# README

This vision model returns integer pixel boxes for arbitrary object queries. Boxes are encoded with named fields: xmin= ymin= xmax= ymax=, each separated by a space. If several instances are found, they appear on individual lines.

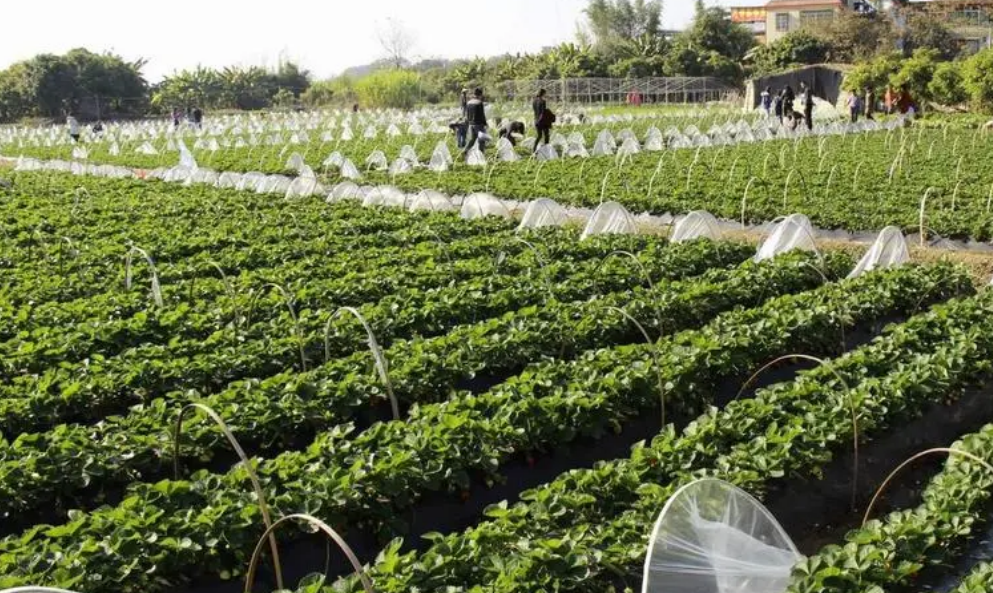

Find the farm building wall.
xmin=745 ymin=65 xmax=849 ymax=110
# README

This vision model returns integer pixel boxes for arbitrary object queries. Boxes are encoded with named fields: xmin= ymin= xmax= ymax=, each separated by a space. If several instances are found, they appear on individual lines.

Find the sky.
xmin=2 ymin=0 xmax=733 ymax=83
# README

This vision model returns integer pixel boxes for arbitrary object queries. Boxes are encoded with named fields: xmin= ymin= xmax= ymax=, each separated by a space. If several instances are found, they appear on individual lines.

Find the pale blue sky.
xmin=2 ymin=0 xmax=733 ymax=82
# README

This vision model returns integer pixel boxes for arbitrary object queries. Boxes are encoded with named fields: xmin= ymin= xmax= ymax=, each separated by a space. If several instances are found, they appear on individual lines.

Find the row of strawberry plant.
xmin=1 ymin=227 xmax=612 ymax=375
xmin=0 ymin=264 xmax=964 ymax=592
xmin=950 ymin=562 xmax=993 ymax=593
xmin=0 ymin=250 xmax=837 ymax=529
xmin=337 ymin=280 xmax=993 ymax=593
xmin=0 ymin=238 xmax=747 ymax=435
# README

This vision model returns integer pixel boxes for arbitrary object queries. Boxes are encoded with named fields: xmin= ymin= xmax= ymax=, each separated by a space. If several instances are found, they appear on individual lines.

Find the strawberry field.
xmin=5 ymin=107 xmax=993 ymax=593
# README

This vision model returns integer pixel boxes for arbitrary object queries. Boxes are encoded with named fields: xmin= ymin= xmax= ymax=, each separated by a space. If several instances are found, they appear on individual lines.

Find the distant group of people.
xmin=760 ymin=81 xmax=816 ymax=131
xmin=450 ymin=87 xmax=556 ymax=160
xmin=65 ymin=114 xmax=104 ymax=143
xmin=172 ymin=106 xmax=204 ymax=130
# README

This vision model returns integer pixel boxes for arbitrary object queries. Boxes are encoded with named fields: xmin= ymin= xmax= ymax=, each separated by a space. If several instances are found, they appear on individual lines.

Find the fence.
xmin=498 ymin=77 xmax=741 ymax=106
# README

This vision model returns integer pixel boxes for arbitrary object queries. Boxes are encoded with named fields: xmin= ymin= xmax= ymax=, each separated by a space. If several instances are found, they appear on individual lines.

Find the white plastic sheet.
xmin=755 ymin=214 xmax=818 ymax=262
xmin=848 ymin=226 xmax=910 ymax=279
xmin=642 ymin=478 xmax=802 ymax=593
xmin=671 ymin=211 xmax=723 ymax=243
xmin=581 ymin=201 xmax=638 ymax=240
xmin=461 ymin=193 xmax=512 ymax=220
xmin=518 ymin=198 xmax=567 ymax=231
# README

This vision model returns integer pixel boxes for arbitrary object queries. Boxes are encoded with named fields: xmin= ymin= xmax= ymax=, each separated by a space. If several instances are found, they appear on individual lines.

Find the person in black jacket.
xmin=532 ymin=88 xmax=551 ymax=153
xmin=800 ymin=81 xmax=814 ymax=131
xmin=462 ymin=87 xmax=488 ymax=157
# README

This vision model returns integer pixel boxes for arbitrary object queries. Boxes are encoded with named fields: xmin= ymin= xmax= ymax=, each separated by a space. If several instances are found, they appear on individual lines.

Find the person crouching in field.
xmin=498 ymin=119 xmax=526 ymax=146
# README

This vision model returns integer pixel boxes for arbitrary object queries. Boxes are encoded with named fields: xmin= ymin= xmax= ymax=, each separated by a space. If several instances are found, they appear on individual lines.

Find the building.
xmin=731 ymin=0 xmax=884 ymax=44
xmin=731 ymin=5 xmax=769 ymax=43
xmin=897 ymin=1 xmax=993 ymax=52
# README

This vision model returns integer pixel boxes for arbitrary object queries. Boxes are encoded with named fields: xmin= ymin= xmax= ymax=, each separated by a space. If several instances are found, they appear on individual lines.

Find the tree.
xmin=749 ymin=30 xmax=829 ymax=75
xmin=0 ymin=48 xmax=148 ymax=122
xmin=929 ymin=62 xmax=966 ymax=106
xmin=962 ymin=48 xmax=993 ymax=112
xmin=890 ymin=48 xmax=940 ymax=106
xmin=818 ymin=12 xmax=897 ymax=63
xmin=583 ymin=0 xmax=663 ymax=53
xmin=378 ymin=18 xmax=416 ymax=69
xmin=903 ymin=11 xmax=962 ymax=61
xmin=842 ymin=52 xmax=902 ymax=94
xmin=680 ymin=4 xmax=755 ymax=63
xmin=354 ymin=69 xmax=422 ymax=108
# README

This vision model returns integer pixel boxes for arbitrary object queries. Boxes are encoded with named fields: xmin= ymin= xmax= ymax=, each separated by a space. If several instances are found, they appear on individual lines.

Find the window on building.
xmin=800 ymin=9 xmax=835 ymax=27
xmin=775 ymin=13 xmax=790 ymax=32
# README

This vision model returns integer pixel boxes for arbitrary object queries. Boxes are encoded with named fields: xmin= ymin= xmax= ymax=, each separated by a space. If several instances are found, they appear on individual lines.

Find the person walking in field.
xmin=848 ymin=92 xmax=861 ymax=124
xmin=864 ymin=87 xmax=876 ymax=121
xmin=760 ymin=87 xmax=772 ymax=116
xmin=800 ymin=81 xmax=814 ymax=131
xmin=192 ymin=106 xmax=203 ymax=130
xmin=782 ymin=85 xmax=796 ymax=117
xmin=774 ymin=90 xmax=784 ymax=123
xmin=532 ymin=88 xmax=554 ymax=153
xmin=66 ymin=115 xmax=81 ymax=143
xmin=462 ymin=87 xmax=489 ymax=157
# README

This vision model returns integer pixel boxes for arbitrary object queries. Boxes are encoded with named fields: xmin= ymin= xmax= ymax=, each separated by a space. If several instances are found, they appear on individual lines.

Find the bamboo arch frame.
xmin=244 ymin=514 xmax=374 ymax=593
xmin=173 ymin=403 xmax=284 ymax=590
xmin=862 ymin=448 xmax=993 ymax=527
xmin=324 ymin=306 xmax=400 ymax=421
xmin=734 ymin=354 xmax=859 ymax=509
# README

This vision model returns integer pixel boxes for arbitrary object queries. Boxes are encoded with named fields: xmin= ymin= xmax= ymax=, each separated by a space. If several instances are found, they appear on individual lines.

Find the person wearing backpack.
xmin=532 ymin=88 xmax=554 ymax=153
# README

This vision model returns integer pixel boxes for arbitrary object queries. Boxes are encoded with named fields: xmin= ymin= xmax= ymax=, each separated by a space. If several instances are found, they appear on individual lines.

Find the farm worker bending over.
xmin=462 ymin=87 xmax=489 ymax=157
xmin=533 ymin=88 xmax=554 ymax=153
xmin=498 ymin=119 xmax=526 ymax=146
xmin=67 ymin=115 xmax=81 ymax=143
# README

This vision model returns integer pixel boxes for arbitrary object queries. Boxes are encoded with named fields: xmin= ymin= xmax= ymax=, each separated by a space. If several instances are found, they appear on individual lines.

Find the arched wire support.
xmin=173 ymin=403 xmax=284 ymax=591
xmin=740 ymin=176 xmax=764 ymax=228
xmin=71 ymin=186 xmax=90 ymax=216
xmin=186 ymin=261 xmax=241 ymax=326
xmin=423 ymin=228 xmax=456 ymax=284
xmin=919 ymin=187 xmax=939 ymax=248
xmin=862 ymin=448 xmax=993 ymax=528
xmin=245 ymin=283 xmax=307 ymax=372
xmin=734 ymin=354 xmax=858 ymax=510
xmin=244 ymin=514 xmax=374 ymax=593
xmin=58 ymin=237 xmax=76 ymax=278
xmin=602 ymin=305 xmax=667 ymax=428
xmin=647 ymin=151 xmax=671 ymax=201
xmin=532 ymin=161 xmax=549 ymax=191
xmin=513 ymin=237 xmax=555 ymax=305
xmin=125 ymin=245 xmax=164 ymax=308
xmin=591 ymin=250 xmax=664 ymax=341
xmin=600 ymin=170 xmax=613 ymax=206
xmin=324 ymin=306 xmax=400 ymax=421
xmin=782 ymin=168 xmax=809 ymax=210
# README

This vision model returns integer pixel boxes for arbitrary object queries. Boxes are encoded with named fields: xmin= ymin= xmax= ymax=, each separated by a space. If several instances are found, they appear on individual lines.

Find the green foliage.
xmin=929 ymin=61 xmax=967 ymax=106
xmin=962 ymin=47 xmax=993 ymax=113
xmin=903 ymin=11 xmax=963 ymax=61
xmin=891 ymin=48 xmax=940 ymax=105
xmin=842 ymin=51 xmax=902 ymax=94
xmin=583 ymin=0 xmax=662 ymax=50
xmin=150 ymin=60 xmax=310 ymax=112
xmin=749 ymin=31 xmax=830 ymax=75
xmin=0 ymin=48 xmax=148 ymax=122
xmin=819 ymin=12 xmax=897 ymax=63
xmin=354 ymin=69 xmax=422 ymax=109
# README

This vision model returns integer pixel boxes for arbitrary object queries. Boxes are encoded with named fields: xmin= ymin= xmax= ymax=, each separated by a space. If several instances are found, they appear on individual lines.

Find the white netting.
xmin=285 ymin=176 xmax=321 ymax=199
xmin=256 ymin=175 xmax=292 ymax=195
xmin=399 ymin=145 xmax=420 ymax=165
xmin=409 ymin=190 xmax=454 ymax=212
xmin=236 ymin=172 xmax=266 ymax=192
xmin=581 ymin=201 xmax=638 ymax=239
xmin=755 ymin=214 xmax=818 ymax=262
xmin=518 ymin=198 xmax=568 ymax=231
xmin=109 ymin=142 xmax=120 ymax=156
xmin=177 ymin=140 xmax=198 ymax=171
xmin=466 ymin=146 xmax=487 ymax=167
xmin=323 ymin=151 xmax=345 ymax=169
xmin=498 ymin=145 xmax=519 ymax=162
xmin=216 ymin=172 xmax=243 ymax=189
xmin=671 ymin=211 xmax=723 ymax=243
xmin=847 ymin=226 xmax=910 ymax=279
xmin=340 ymin=159 xmax=362 ymax=180
xmin=642 ymin=478 xmax=802 ymax=593
xmin=362 ymin=186 xmax=406 ymax=208
xmin=71 ymin=146 xmax=89 ymax=160
xmin=136 ymin=141 xmax=158 ymax=155
xmin=461 ymin=193 xmax=512 ymax=220
xmin=365 ymin=150 xmax=388 ymax=171
xmin=535 ymin=144 xmax=559 ymax=161
xmin=565 ymin=142 xmax=589 ymax=159
xmin=327 ymin=181 xmax=363 ymax=203
xmin=618 ymin=137 xmax=642 ymax=156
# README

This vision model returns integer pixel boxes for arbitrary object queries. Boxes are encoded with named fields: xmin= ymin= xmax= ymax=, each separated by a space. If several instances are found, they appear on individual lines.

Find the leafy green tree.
xmin=584 ymin=0 xmax=663 ymax=50
xmin=842 ymin=52 xmax=902 ymax=94
xmin=890 ymin=48 xmax=940 ymax=106
xmin=354 ymin=69 xmax=422 ymax=109
xmin=681 ymin=2 xmax=755 ymax=63
xmin=903 ymin=11 xmax=962 ymax=61
xmin=0 ymin=48 xmax=147 ymax=122
xmin=962 ymin=47 xmax=993 ymax=112
xmin=819 ymin=11 xmax=897 ymax=63
xmin=749 ymin=31 xmax=829 ymax=75
xmin=929 ymin=61 xmax=967 ymax=106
